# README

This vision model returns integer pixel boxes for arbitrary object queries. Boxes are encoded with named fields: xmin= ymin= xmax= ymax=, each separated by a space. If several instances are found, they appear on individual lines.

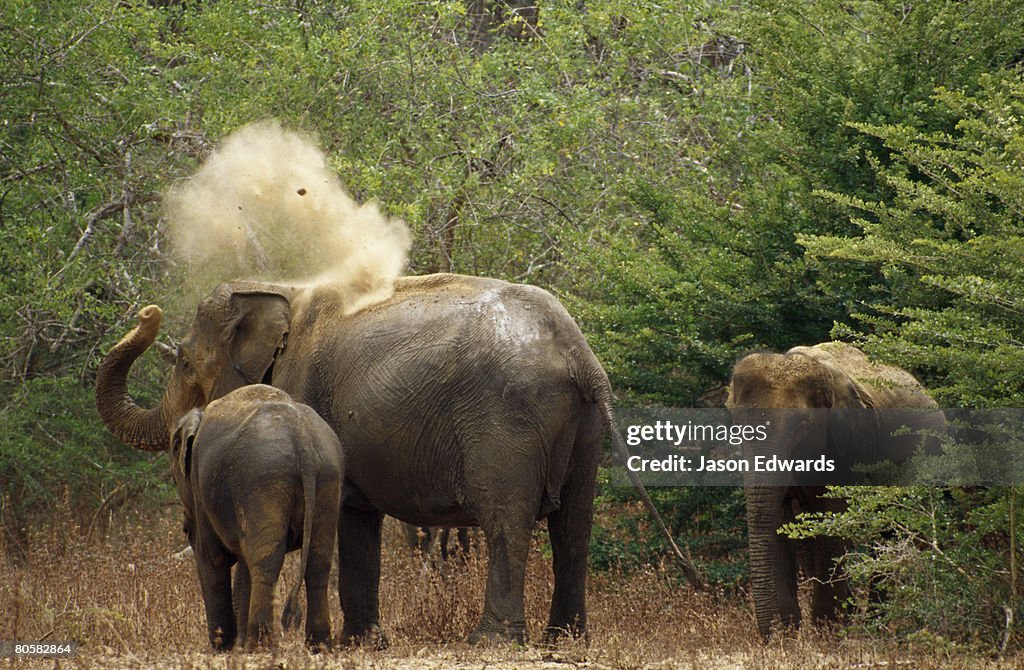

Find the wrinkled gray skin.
xmin=727 ymin=343 xmax=945 ymax=639
xmin=169 ymin=385 xmax=343 ymax=651
xmin=96 ymin=273 xmax=698 ymax=646
xmin=401 ymin=522 xmax=476 ymax=562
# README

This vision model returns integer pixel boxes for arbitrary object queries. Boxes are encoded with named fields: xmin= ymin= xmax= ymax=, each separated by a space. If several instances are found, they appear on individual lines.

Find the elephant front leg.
xmin=805 ymin=492 xmax=850 ymax=624
xmin=809 ymin=533 xmax=851 ymax=624
xmin=338 ymin=506 xmax=387 ymax=648
xmin=469 ymin=518 xmax=532 ymax=645
xmin=775 ymin=533 xmax=801 ymax=628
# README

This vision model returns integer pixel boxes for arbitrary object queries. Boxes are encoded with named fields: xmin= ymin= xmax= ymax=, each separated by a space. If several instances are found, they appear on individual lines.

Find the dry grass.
xmin=1 ymin=511 xmax=1016 ymax=669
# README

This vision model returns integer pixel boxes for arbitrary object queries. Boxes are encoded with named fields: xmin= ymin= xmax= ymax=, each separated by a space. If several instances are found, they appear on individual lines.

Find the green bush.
xmin=803 ymin=75 xmax=1024 ymax=406
xmin=783 ymin=486 xmax=1022 ymax=650
xmin=0 ymin=378 xmax=170 ymax=559
xmin=592 ymin=470 xmax=747 ymax=588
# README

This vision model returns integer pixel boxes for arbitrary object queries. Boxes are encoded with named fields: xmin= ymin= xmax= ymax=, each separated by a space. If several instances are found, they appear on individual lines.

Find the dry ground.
xmin=1 ymin=510 xmax=1016 ymax=669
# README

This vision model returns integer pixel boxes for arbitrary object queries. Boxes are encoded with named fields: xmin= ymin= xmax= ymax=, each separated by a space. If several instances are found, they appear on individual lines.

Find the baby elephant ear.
xmin=227 ymin=291 xmax=291 ymax=385
xmin=171 ymin=409 xmax=203 ymax=481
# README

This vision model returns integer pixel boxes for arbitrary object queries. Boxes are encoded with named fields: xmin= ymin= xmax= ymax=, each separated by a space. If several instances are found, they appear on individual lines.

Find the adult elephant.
xmin=726 ymin=342 xmax=944 ymax=639
xmin=96 ymin=273 xmax=700 ymax=645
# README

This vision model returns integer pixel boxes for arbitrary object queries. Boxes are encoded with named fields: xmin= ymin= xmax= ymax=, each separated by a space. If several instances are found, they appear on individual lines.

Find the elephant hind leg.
xmin=303 ymin=480 xmax=340 ymax=650
xmin=469 ymin=514 xmax=533 ymax=645
xmin=232 ymin=560 xmax=251 ymax=646
xmin=544 ymin=413 xmax=600 ymax=643
xmin=243 ymin=535 xmax=288 ymax=648
xmin=196 ymin=551 xmax=237 ymax=650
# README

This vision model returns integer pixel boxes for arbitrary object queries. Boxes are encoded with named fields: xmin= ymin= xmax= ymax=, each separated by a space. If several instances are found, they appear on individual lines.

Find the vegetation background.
xmin=2 ymin=0 xmax=1024 ymax=662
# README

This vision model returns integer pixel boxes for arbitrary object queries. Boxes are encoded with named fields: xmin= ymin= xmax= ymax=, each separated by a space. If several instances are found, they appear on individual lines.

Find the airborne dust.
xmin=164 ymin=120 xmax=411 ymax=312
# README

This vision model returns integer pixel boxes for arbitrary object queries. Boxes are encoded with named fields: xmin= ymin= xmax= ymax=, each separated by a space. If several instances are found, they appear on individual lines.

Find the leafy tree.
xmin=791 ymin=73 xmax=1024 ymax=650
xmin=5 ymin=4 xmax=1024 ymax=640
xmin=1 ymin=1 xmax=193 ymax=557
xmin=569 ymin=0 xmax=1024 ymax=406
xmin=804 ymin=75 xmax=1024 ymax=406
xmin=0 ymin=0 xmax=734 ymax=563
xmin=572 ymin=0 xmax=1024 ymax=639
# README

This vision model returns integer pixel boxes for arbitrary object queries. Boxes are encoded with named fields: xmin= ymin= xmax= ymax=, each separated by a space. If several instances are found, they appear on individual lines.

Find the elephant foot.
xmin=244 ymin=622 xmax=276 ymax=650
xmin=467 ymin=620 xmax=526 ymax=646
xmin=208 ymin=625 xmax=237 ymax=652
xmin=339 ymin=623 xmax=389 ymax=650
xmin=757 ymin=613 xmax=801 ymax=641
xmin=540 ymin=623 xmax=587 ymax=647
xmin=244 ymin=626 xmax=280 ymax=655
xmin=305 ymin=630 xmax=332 ymax=654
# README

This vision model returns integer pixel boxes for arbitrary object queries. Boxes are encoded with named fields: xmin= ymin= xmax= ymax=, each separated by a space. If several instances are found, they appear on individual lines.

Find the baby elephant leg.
xmin=243 ymin=515 xmax=290 ymax=648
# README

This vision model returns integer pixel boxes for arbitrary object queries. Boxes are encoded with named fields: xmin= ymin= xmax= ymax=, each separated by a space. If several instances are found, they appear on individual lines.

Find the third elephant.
xmin=727 ymin=342 xmax=945 ymax=639
xmin=401 ymin=522 xmax=476 ymax=563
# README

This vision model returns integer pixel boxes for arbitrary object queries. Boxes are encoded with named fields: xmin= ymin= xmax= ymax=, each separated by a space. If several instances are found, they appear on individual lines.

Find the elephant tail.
xmin=585 ymin=364 xmax=704 ymax=590
xmin=281 ymin=443 xmax=318 ymax=631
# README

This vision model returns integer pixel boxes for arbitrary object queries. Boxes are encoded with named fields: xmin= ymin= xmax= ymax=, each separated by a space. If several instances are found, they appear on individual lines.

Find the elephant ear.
xmin=814 ymin=357 xmax=879 ymax=461
xmin=790 ymin=346 xmax=871 ymax=408
xmin=171 ymin=409 xmax=203 ymax=482
xmin=226 ymin=290 xmax=291 ymax=385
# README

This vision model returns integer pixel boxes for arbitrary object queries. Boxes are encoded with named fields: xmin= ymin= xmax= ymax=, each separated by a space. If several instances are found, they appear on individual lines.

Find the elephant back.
xmin=798 ymin=343 xmax=938 ymax=410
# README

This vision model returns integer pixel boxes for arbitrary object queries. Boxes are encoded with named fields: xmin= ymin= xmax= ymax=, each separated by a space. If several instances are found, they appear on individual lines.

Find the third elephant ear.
xmin=727 ymin=342 xmax=945 ymax=640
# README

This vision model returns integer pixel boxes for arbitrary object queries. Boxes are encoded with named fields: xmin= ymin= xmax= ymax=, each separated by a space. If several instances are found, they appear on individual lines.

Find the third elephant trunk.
xmin=745 ymin=483 xmax=790 ymax=639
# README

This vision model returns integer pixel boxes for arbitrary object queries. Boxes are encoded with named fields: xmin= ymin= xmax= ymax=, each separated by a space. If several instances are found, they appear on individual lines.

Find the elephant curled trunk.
xmin=95 ymin=305 xmax=176 ymax=451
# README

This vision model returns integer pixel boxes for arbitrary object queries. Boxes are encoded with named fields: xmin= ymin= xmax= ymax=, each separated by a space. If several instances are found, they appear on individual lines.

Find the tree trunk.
xmin=465 ymin=0 xmax=539 ymax=53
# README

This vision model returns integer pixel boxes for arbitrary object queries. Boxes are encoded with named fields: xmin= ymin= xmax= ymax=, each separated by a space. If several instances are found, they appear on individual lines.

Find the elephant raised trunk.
xmin=95 ymin=305 xmax=177 ymax=451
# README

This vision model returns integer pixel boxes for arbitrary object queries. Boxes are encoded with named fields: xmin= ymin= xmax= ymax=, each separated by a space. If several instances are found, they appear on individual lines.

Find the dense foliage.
xmin=786 ymin=73 xmax=1024 ymax=650
xmin=2 ymin=0 xmax=1023 ymax=651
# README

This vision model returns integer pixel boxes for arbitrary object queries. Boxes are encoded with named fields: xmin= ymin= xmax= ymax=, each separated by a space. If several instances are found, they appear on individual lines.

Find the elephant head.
xmin=95 ymin=282 xmax=292 ymax=452
xmin=728 ymin=347 xmax=880 ymax=466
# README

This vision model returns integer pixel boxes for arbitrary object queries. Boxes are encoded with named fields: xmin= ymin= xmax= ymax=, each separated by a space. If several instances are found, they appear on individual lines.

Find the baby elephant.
xmin=170 ymin=384 xmax=343 ymax=651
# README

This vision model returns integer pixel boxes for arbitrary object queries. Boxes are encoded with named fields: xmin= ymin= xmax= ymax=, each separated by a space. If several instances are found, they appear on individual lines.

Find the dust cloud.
xmin=164 ymin=120 xmax=411 ymax=313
